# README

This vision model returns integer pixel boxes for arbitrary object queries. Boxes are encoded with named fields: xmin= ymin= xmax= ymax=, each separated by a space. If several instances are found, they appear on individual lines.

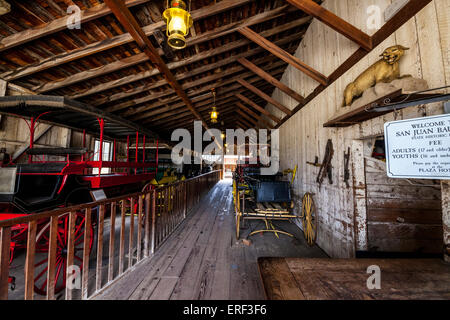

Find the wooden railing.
xmin=0 ymin=170 xmax=221 ymax=300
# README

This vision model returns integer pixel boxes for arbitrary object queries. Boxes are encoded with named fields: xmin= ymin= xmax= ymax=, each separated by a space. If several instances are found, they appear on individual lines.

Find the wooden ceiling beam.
xmin=129 ymin=67 xmax=287 ymax=121
xmin=276 ymin=0 xmax=432 ymax=129
xmin=119 ymin=59 xmax=288 ymax=117
xmin=67 ymin=19 xmax=306 ymax=99
xmin=0 ymin=0 xmax=149 ymax=53
xmin=236 ymin=102 xmax=274 ymax=129
xmin=235 ymin=93 xmax=280 ymax=124
xmin=285 ymin=0 xmax=372 ymax=51
xmin=138 ymin=81 xmax=279 ymax=127
xmin=104 ymin=0 xmax=207 ymax=130
xmin=99 ymin=32 xmax=300 ymax=109
xmin=1 ymin=0 xmax=255 ymax=81
xmin=238 ymin=26 xmax=327 ymax=86
xmin=237 ymin=57 xmax=304 ymax=103
xmin=237 ymin=79 xmax=292 ymax=116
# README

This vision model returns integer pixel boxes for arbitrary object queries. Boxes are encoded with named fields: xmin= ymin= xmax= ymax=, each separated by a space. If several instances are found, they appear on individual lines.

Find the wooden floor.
xmin=259 ymin=258 xmax=450 ymax=300
xmin=94 ymin=180 xmax=327 ymax=300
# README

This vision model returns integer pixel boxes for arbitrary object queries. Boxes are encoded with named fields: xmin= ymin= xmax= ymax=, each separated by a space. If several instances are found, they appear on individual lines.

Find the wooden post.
xmin=82 ymin=208 xmax=92 ymax=299
xmin=137 ymin=195 xmax=143 ymax=261
xmin=119 ymin=201 xmax=126 ymax=274
xmin=96 ymin=204 xmax=105 ymax=291
xmin=0 ymin=227 xmax=11 ymax=300
xmin=442 ymin=181 xmax=450 ymax=263
xmin=24 ymin=221 xmax=37 ymax=300
xmin=151 ymin=189 xmax=156 ymax=254
xmin=46 ymin=216 xmax=58 ymax=300
xmin=65 ymin=211 xmax=76 ymax=300
xmin=144 ymin=193 xmax=150 ymax=257
xmin=183 ymin=182 xmax=187 ymax=218
xmin=108 ymin=202 xmax=116 ymax=282
xmin=128 ymin=197 xmax=135 ymax=268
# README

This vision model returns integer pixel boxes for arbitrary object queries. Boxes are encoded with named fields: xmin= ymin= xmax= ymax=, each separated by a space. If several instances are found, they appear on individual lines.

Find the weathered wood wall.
xmin=268 ymin=0 xmax=449 ymax=257
xmin=365 ymin=157 xmax=443 ymax=253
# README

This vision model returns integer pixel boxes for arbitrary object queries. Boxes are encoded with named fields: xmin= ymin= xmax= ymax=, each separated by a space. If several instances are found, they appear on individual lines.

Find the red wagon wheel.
xmin=33 ymin=212 xmax=94 ymax=296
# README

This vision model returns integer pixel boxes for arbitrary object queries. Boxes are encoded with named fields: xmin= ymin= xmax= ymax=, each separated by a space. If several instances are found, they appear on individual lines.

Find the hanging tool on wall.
xmin=344 ymin=147 xmax=350 ymax=188
xmin=306 ymin=156 xmax=321 ymax=167
xmin=317 ymin=139 xmax=334 ymax=188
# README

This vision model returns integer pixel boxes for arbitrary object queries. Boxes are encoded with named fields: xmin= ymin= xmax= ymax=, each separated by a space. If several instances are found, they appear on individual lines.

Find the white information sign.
xmin=384 ymin=114 xmax=450 ymax=179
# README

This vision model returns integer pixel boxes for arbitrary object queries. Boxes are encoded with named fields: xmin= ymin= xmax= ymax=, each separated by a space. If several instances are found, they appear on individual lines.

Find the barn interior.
xmin=0 ymin=0 xmax=449 ymax=301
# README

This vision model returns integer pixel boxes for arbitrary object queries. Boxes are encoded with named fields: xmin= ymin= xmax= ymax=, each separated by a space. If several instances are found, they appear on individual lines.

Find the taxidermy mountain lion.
xmin=342 ymin=45 xmax=410 ymax=107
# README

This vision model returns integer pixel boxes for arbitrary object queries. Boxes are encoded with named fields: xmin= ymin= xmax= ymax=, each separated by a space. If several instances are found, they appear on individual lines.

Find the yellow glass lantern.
xmin=163 ymin=0 xmax=193 ymax=49
xmin=209 ymin=88 xmax=219 ymax=123
xmin=210 ymin=107 xmax=219 ymax=123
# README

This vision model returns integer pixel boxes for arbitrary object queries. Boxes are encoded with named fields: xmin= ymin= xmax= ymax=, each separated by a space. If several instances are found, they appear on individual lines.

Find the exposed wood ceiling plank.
xmin=114 ymin=57 xmax=289 ymax=116
xmin=60 ymin=19 xmax=306 ymax=98
xmin=235 ymin=93 xmax=280 ymax=124
xmin=134 ymin=69 xmax=286 ymax=122
xmin=237 ymin=57 xmax=304 ymax=103
xmin=1 ymin=0 xmax=256 ymax=81
xmin=236 ymin=101 xmax=274 ymax=129
xmin=276 ymin=0 xmax=433 ymax=129
xmin=237 ymin=79 xmax=292 ymax=116
xmin=91 ymin=29 xmax=304 ymax=105
xmin=285 ymin=0 xmax=372 ymax=50
xmin=0 ymin=0 xmax=149 ymax=53
xmin=238 ymin=26 xmax=328 ymax=86
xmin=104 ymin=0 xmax=207 ymax=129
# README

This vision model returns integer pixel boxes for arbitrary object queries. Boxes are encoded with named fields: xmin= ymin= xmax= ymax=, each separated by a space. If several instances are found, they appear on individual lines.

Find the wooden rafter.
xmin=276 ymin=0 xmax=433 ymax=129
xmin=64 ymin=19 xmax=307 ymax=99
xmin=103 ymin=0 xmax=207 ymax=129
xmin=235 ymin=93 xmax=280 ymax=124
xmin=115 ymin=58 xmax=289 ymax=116
xmin=285 ymin=0 xmax=372 ymax=50
xmin=237 ymin=79 xmax=292 ymax=116
xmin=129 ymin=67 xmax=288 ymax=122
xmin=236 ymin=102 xmax=274 ymax=129
xmin=0 ymin=0 xmax=255 ymax=82
xmin=0 ymin=0 xmax=149 ymax=53
xmin=238 ymin=26 xmax=328 ymax=86
xmin=237 ymin=57 xmax=304 ymax=103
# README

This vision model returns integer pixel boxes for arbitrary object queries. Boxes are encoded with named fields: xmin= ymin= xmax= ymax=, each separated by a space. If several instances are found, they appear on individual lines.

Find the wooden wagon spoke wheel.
xmin=301 ymin=193 xmax=317 ymax=246
xmin=33 ymin=212 xmax=94 ymax=296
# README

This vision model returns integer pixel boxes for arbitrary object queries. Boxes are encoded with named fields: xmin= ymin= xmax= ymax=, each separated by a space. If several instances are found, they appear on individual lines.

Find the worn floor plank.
xmin=95 ymin=180 xmax=327 ymax=300
xmin=260 ymin=258 xmax=450 ymax=300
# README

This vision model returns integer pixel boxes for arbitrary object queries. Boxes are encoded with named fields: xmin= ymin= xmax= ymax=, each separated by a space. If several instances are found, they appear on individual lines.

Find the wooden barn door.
xmin=364 ymin=157 xmax=443 ymax=254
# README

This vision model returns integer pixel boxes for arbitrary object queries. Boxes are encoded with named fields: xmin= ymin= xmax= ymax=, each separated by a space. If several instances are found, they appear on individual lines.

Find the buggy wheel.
xmin=301 ymin=193 xmax=317 ymax=246
xmin=33 ymin=211 xmax=94 ymax=296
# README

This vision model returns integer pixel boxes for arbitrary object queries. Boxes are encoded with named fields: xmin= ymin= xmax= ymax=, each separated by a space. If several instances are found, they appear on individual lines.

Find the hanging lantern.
xmin=210 ymin=107 xmax=218 ymax=123
xmin=163 ymin=0 xmax=193 ymax=50
xmin=209 ymin=88 xmax=219 ymax=123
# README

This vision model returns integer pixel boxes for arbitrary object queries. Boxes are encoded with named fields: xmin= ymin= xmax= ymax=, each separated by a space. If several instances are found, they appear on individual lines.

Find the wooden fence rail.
xmin=0 ymin=170 xmax=221 ymax=300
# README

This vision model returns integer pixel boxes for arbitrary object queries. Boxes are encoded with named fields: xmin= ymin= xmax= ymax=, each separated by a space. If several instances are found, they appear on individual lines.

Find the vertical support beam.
xmin=46 ymin=216 xmax=58 ymax=300
xmin=108 ymin=202 xmax=116 ymax=282
xmin=81 ymin=208 xmax=92 ymax=299
xmin=352 ymin=140 xmax=367 ymax=253
xmin=65 ymin=211 xmax=76 ymax=300
xmin=442 ymin=181 xmax=450 ymax=263
xmin=96 ymin=204 xmax=105 ymax=291
xmin=119 ymin=200 xmax=126 ymax=274
xmin=24 ymin=221 xmax=37 ymax=300
xmin=151 ymin=189 xmax=156 ymax=254
xmin=0 ymin=227 xmax=11 ymax=300
xmin=144 ymin=193 xmax=150 ymax=257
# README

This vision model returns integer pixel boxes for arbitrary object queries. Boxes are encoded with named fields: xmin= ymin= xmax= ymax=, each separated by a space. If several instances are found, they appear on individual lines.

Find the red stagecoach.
xmin=0 ymin=95 xmax=160 ymax=295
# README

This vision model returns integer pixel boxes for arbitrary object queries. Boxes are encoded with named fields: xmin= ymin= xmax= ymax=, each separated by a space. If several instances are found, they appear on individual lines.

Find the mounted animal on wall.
xmin=342 ymin=45 xmax=411 ymax=107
